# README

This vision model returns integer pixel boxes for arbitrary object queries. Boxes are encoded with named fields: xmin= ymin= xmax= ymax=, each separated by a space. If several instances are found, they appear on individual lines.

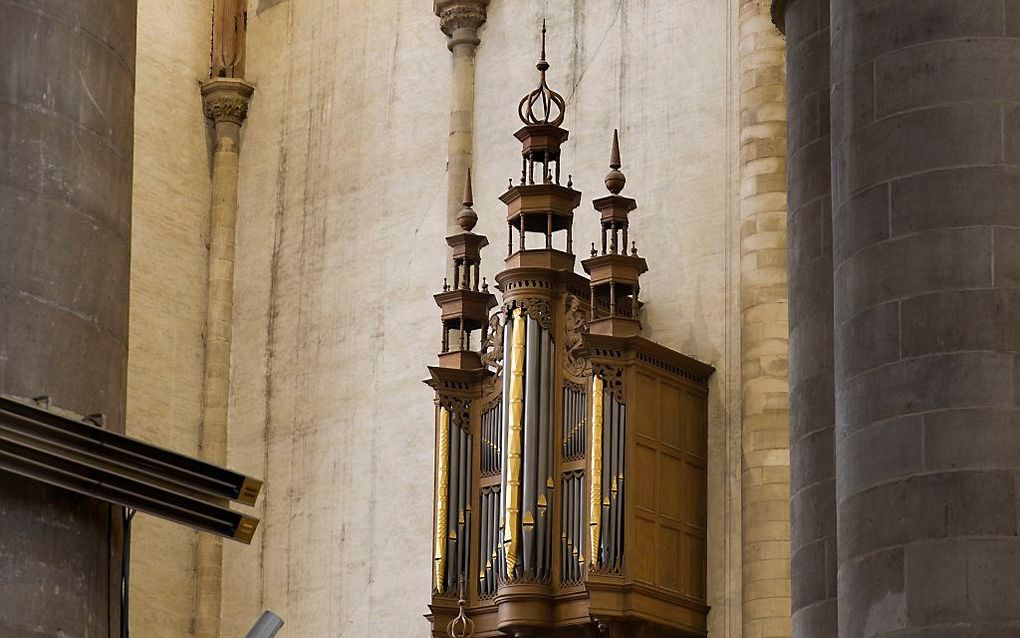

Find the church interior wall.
xmin=127 ymin=0 xmax=217 ymax=636
xmin=125 ymin=0 xmax=745 ymax=635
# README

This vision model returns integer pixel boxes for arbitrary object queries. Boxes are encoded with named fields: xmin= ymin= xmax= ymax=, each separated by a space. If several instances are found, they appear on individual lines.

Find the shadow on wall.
xmin=257 ymin=0 xmax=288 ymax=15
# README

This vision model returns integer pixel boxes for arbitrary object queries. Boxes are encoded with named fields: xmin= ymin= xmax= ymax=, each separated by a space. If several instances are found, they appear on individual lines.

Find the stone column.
xmin=195 ymin=77 xmax=254 ymax=638
xmin=434 ymin=0 xmax=488 ymax=232
xmin=737 ymin=2 xmax=791 ymax=637
xmin=772 ymin=2 xmax=837 ymax=637
xmin=0 ymin=0 xmax=136 ymax=635
xmin=831 ymin=1 xmax=1020 ymax=634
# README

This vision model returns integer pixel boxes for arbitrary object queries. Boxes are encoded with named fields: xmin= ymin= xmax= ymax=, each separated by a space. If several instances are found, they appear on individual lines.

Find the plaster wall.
xmin=127 ymin=0 xmax=214 ymax=636
xmin=0 ymin=0 xmax=135 ymax=634
xmin=218 ymin=1 xmax=742 ymax=636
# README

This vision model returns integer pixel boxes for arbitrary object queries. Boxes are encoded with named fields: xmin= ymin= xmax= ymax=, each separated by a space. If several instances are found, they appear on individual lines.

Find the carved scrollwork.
xmin=592 ymin=364 xmax=625 ymax=403
xmin=437 ymin=395 xmax=471 ymax=427
xmin=564 ymin=295 xmax=590 ymax=377
xmin=505 ymin=298 xmax=553 ymax=332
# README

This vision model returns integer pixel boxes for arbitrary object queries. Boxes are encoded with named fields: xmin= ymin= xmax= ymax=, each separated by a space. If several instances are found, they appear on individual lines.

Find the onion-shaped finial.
xmin=518 ymin=21 xmax=566 ymax=127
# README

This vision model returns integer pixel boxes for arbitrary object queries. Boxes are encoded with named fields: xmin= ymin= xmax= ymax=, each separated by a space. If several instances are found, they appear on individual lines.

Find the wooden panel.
xmin=634 ymin=371 xmax=658 ymax=440
xmin=634 ymin=443 xmax=656 ymax=513
xmin=660 ymin=380 xmax=683 ymax=450
xmin=657 ymin=525 xmax=681 ymax=592
xmin=659 ymin=451 xmax=683 ymax=521
xmin=633 ymin=516 xmax=657 ymax=583
xmin=682 ymin=460 xmax=707 ymax=529
xmin=684 ymin=532 xmax=707 ymax=599
xmin=682 ymin=391 xmax=708 ymax=459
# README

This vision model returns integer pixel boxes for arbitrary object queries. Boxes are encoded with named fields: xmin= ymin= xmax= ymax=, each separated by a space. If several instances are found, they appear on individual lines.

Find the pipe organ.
xmin=427 ymin=27 xmax=713 ymax=638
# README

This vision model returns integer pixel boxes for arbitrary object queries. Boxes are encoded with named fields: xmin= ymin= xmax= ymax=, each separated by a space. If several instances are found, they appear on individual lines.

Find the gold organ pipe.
xmin=589 ymin=375 xmax=604 ymax=566
xmin=435 ymin=407 xmax=451 ymax=591
xmin=504 ymin=308 xmax=526 ymax=575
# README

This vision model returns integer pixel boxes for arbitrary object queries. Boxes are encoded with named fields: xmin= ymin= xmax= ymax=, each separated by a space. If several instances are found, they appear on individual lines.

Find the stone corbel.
xmin=201 ymin=77 xmax=255 ymax=127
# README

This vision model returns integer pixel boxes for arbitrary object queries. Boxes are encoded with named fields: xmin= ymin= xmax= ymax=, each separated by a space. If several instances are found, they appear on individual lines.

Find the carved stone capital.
xmin=434 ymin=0 xmax=489 ymax=49
xmin=201 ymin=77 xmax=255 ymax=126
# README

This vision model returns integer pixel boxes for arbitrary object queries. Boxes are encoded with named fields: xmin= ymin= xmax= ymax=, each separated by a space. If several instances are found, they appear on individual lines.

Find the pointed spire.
xmin=457 ymin=169 xmax=478 ymax=231
xmin=605 ymin=129 xmax=627 ymax=195
xmin=463 ymin=168 xmax=474 ymax=207
xmin=538 ymin=19 xmax=549 ymax=71
xmin=610 ymin=129 xmax=622 ymax=169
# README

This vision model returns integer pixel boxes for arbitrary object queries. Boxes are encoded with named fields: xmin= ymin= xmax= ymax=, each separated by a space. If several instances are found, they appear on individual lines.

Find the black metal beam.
xmin=0 ymin=395 xmax=261 ymax=543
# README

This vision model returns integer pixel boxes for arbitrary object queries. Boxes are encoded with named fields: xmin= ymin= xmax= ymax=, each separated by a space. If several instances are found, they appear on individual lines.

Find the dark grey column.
xmin=0 ymin=0 xmax=136 ymax=635
xmin=831 ymin=1 xmax=1020 ymax=635
xmin=777 ymin=0 xmax=838 ymax=636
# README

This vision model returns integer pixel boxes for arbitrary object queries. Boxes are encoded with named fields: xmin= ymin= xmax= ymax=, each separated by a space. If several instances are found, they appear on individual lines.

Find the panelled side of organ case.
xmin=582 ymin=336 xmax=713 ymax=637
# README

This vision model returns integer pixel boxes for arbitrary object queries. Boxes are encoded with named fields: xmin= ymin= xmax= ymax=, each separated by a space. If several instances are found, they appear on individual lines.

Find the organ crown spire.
xmin=518 ymin=21 xmax=566 ymax=127
xmin=500 ymin=22 xmax=582 ymax=273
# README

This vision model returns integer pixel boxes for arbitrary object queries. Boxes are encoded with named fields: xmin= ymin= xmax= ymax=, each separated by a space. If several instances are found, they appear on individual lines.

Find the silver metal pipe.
xmin=603 ymin=394 xmax=612 ymax=567
xmin=616 ymin=402 xmax=624 ymax=567
xmin=464 ymin=429 xmax=472 ymax=581
xmin=522 ymin=317 xmax=541 ymax=574
xmin=567 ymin=387 xmax=573 ymax=459
xmin=479 ymin=487 xmax=488 ymax=593
xmin=563 ymin=475 xmax=571 ymax=579
xmin=499 ymin=315 xmax=511 ymax=568
xmin=449 ymin=415 xmax=462 ymax=589
xmin=482 ymin=410 xmax=489 ymax=473
xmin=538 ymin=331 xmax=553 ymax=578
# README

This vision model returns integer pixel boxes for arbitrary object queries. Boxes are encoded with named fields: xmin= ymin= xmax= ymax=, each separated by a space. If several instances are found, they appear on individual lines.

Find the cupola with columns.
xmin=434 ymin=171 xmax=499 ymax=370
xmin=581 ymin=130 xmax=648 ymax=338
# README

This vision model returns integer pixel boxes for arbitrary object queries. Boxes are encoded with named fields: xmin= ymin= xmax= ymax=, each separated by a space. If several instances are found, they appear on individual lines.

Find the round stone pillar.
xmin=737 ymin=2 xmax=792 ymax=637
xmin=831 ymin=1 xmax=1020 ymax=634
xmin=0 ymin=0 xmax=136 ymax=635
xmin=435 ymin=0 xmax=488 ymax=233
xmin=774 ymin=0 xmax=837 ymax=636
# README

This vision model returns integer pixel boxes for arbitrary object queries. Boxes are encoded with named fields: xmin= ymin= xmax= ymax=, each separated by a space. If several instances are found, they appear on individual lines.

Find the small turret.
xmin=498 ymin=21 xmax=582 ymax=274
xmin=581 ymin=130 xmax=648 ymax=337
xmin=435 ymin=170 xmax=497 ymax=369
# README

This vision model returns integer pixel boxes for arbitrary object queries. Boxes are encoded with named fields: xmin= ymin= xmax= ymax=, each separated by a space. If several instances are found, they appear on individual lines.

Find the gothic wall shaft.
xmin=0 ymin=0 xmax=136 ymax=634
xmin=127 ymin=1 xmax=213 ymax=635
xmin=780 ymin=0 xmax=837 ymax=636
xmin=737 ymin=2 xmax=791 ymax=636
xmin=831 ymin=1 xmax=1020 ymax=634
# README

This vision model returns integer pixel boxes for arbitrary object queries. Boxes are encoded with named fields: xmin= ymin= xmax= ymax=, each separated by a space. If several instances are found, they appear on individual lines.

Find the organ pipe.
xmin=434 ymin=407 xmax=451 ymax=591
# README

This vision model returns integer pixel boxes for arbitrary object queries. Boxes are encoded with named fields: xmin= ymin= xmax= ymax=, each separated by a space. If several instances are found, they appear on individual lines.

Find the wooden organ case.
xmin=427 ymin=30 xmax=714 ymax=638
